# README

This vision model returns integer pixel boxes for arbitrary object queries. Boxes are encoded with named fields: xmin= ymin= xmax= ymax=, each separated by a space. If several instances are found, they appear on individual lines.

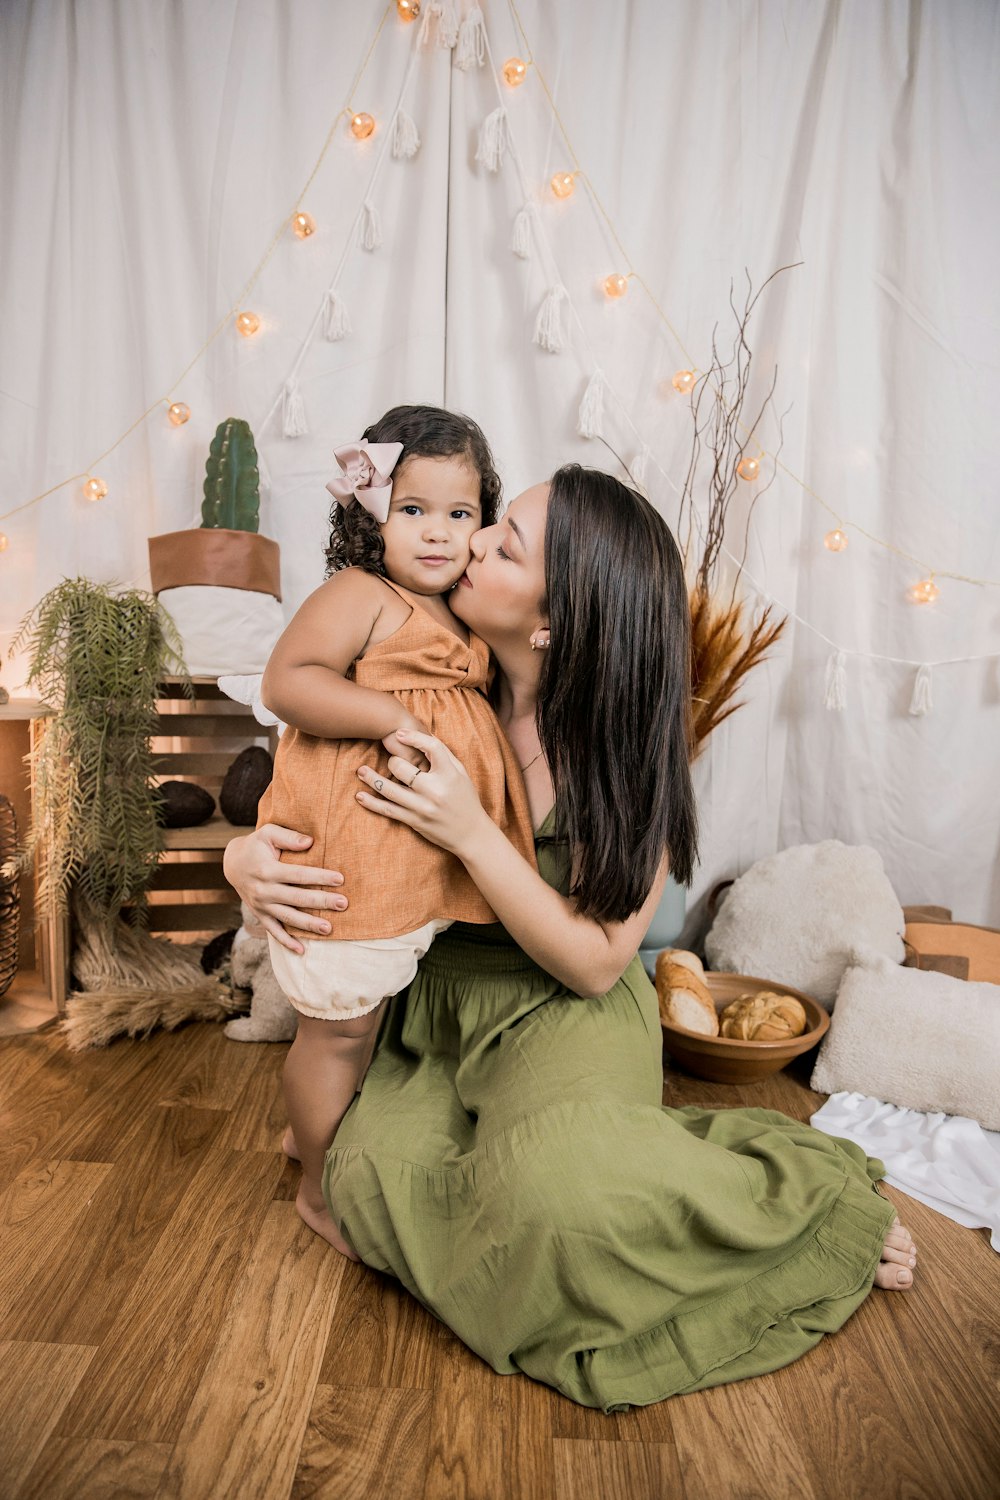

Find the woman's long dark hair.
xmin=325 ymin=404 xmax=502 ymax=577
xmin=537 ymin=465 xmax=700 ymax=921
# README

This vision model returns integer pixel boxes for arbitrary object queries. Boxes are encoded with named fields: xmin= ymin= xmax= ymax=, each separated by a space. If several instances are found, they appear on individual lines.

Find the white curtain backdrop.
xmin=1 ymin=0 xmax=998 ymax=933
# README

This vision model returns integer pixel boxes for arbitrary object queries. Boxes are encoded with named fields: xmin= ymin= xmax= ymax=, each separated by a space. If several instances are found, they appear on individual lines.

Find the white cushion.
xmin=811 ymin=949 xmax=1000 ymax=1130
xmin=704 ymin=840 xmax=905 ymax=1006
xmin=158 ymin=585 xmax=284 ymax=676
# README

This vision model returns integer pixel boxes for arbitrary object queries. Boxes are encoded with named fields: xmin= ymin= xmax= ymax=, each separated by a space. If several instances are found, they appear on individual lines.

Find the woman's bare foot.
xmin=874 ymin=1215 xmax=918 ymax=1289
xmin=281 ymin=1125 xmax=300 ymax=1161
xmin=295 ymin=1182 xmax=360 ymax=1261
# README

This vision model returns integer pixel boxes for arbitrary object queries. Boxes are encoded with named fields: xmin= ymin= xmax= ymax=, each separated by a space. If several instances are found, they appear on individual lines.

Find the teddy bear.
xmin=223 ymin=901 xmax=299 ymax=1042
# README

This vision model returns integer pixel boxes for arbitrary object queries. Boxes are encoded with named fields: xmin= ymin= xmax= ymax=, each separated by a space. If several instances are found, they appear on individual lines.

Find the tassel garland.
xmin=577 ymin=370 xmax=605 ymax=438
xmin=455 ymin=5 xmax=486 ymax=69
xmin=908 ymin=663 xmax=933 ymax=716
xmin=419 ymin=1 xmax=458 ymax=49
xmin=823 ymin=650 xmax=847 ymax=711
xmin=360 ymin=198 xmax=382 ymax=251
xmin=476 ymin=106 xmax=509 ymax=172
xmin=323 ymin=288 xmax=351 ymax=341
xmin=391 ymin=109 xmax=421 ymax=159
xmin=532 ymin=284 xmax=568 ymax=353
xmin=511 ymin=203 xmax=533 ymax=259
xmin=282 ymin=378 xmax=308 ymax=438
xmin=630 ymin=446 xmax=650 ymax=486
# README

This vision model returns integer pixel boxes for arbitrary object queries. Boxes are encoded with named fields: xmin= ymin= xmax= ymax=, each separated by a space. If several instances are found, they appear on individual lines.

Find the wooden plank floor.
xmin=0 ymin=1020 xmax=997 ymax=1500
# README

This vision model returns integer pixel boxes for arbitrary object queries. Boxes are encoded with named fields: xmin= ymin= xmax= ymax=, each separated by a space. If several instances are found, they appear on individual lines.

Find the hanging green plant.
xmin=10 ymin=578 xmax=187 ymax=925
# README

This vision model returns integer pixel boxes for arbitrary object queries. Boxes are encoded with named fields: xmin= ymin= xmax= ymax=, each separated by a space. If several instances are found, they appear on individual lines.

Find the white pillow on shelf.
xmin=704 ymin=840 xmax=905 ymax=1007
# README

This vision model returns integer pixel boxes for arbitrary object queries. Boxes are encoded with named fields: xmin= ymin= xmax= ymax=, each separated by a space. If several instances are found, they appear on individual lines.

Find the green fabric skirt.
xmin=324 ymin=820 xmax=896 ymax=1411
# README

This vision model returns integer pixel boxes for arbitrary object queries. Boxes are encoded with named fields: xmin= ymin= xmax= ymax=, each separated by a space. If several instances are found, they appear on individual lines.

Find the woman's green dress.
xmin=325 ymin=808 xmax=896 ymax=1411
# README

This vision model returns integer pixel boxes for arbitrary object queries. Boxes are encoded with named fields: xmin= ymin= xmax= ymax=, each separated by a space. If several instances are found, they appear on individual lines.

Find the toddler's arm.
xmin=261 ymin=569 xmax=423 ymax=743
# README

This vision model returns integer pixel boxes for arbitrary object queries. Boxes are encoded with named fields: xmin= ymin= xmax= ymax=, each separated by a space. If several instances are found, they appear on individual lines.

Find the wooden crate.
xmin=149 ymin=678 xmax=276 ymax=940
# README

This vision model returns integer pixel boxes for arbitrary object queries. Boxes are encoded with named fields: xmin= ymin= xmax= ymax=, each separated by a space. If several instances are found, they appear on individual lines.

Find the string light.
xmin=83 ymin=477 xmax=108 ymax=502
xmin=909 ymin=577 xmax=940 ymax=605
xmin=167 ymin=402 xmax=190 ymax=427
xmin=396 ymin=0 xmax=420 ymax=19
xmin=824 ymin=528 xmax=848 ymax=552
xmin=0 ymin=534 xmax=8 ymax=552
xmin=235 ymin=311 xmax=261 ymax=338
xmin=737 ymin=454 xmax=762 ymax=482
xmin=671 ymin=369 xmax=696 ymax=394
xmin=502 ymin=57 xmax=528 ymax=87
xmin=550 ymin=171 xmax=576 ymax=199
xmin=350 ymin=112 xmax=376 ymax=140
xmin=603 ymin=273 xmax=629 ymax=299
xmin=291 ymin=210 xmax=316 ymax=239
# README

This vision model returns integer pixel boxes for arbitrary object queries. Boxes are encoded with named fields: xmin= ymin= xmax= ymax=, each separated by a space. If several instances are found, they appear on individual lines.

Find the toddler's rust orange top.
xmin=256 ymin=577 xmax=537 ymax=940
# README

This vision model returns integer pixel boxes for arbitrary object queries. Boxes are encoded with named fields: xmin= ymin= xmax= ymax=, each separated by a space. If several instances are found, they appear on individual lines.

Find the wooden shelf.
xmin=161 ymin=815 xmax=252 ymax=851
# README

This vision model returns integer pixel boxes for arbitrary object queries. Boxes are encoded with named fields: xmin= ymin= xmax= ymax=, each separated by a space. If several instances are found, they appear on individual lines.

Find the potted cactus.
xmin=148 ymin=418 xmax=283 ymax=675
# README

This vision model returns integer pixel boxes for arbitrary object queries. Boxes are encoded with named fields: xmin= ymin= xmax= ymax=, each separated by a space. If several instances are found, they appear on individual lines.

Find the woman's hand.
xmin=356 ymin=728 xmax=489 ymax=857
xmin=222 ymin=825 xmax=348 ymax=954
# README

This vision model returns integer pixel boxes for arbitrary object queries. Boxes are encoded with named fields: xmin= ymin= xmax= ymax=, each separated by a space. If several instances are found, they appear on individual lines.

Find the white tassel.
xmin=438 ymin=0 xmax=459 ymax=48
xmin=476 ymin=106 xmax=509 ymax=172
xmin=532 ymin=284 xmax=568 ymax=353
xmin=282 ymin=377 xmax=308 ymax=438
xmin=418 ymin=2 xmax=440 ymax=46
xmin=511 ymin=202 xmax=533 ymax=259
xmin=391 ymin=109 xmax=421 ymax=159
xmin=908 ymin=663 xmax=933 ymax=716
xmin=630 ymin=446 xmax=650 ymax=486
xmin=577 ymin=370 xmax=605 ymax=439
xmin=323 ymin=288 xmax=352 ymax=341
xmin=455 ymin=4 xmax=486 ymax=68
xmin=360 ymin=198 xmax=382 ymax=251
xmin=823 ymin=649 xmax=847 ymax=711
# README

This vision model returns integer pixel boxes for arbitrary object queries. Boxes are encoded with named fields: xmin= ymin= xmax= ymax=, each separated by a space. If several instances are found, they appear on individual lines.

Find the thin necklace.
xmin=520 ymin=748 xmax=544 ymax=773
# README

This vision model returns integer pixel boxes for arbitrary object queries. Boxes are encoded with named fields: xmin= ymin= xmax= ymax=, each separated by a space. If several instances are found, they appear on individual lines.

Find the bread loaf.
xmin=719 ymin=991 xmax=808 ymax=1041
xmin=655 ymin=952 xmax=719 ymax=1036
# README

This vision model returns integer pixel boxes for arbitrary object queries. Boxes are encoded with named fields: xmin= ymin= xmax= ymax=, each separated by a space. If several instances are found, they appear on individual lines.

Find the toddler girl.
xmin=256 ymin=404 xmax=536 ymax=1255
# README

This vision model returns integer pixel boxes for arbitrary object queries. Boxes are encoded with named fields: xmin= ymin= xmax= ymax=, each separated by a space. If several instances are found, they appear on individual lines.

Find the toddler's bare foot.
xmin=281 ymin=1126 xmax=300 ymax=1161
xmin=874 ymin=1216 xmax=917 ymax=1289
xmin=295 ymin=1182 xmax=360 ymax=1261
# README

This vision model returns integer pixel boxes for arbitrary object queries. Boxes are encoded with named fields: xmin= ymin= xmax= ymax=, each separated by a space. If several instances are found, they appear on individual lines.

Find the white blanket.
xmin=810 ymin=1091 xmax=1000 ymax=1253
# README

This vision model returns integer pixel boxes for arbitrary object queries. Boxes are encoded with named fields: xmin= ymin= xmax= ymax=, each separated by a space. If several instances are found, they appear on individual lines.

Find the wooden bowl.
xmin=660 ymin=972 xmax=830 ymax=1083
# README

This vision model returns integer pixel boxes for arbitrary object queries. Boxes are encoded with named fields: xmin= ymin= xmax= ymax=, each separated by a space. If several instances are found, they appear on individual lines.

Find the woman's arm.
xmin=355 ymin=730 xmax=668 ymax=997
xmin=223 ymin=826 xmax=350 ymax=954
xmin=260 ymin=568 xmax=424 ymax=743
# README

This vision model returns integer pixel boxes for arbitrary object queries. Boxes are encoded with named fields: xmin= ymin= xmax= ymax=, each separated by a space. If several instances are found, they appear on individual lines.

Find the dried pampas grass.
xmin=61 ymin=892 xmax=242 ymax=1050
xmin=689 ymin=584 xmax=785 ymax=758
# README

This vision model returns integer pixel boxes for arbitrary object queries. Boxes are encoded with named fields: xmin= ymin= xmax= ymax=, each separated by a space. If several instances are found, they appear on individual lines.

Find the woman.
xmin=225 ymin=462 xmax=918 ymax=1412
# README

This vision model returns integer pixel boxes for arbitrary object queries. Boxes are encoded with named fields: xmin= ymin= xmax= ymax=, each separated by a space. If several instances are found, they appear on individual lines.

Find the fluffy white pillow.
xmin=704 ymin=840 xmax=905 ymax=1007
xmin=811 ymin=949 xmax=1000 ymax=1130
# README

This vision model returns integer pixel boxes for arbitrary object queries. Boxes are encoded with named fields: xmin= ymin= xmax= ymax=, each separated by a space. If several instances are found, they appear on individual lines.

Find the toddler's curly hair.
xmin=324 ymin=405 xmax=502 ymax=577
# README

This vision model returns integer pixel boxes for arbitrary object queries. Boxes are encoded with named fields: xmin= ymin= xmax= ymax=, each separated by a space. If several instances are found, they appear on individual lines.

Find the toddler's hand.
xmin=382 ymin=723 xmax=429 ymax=769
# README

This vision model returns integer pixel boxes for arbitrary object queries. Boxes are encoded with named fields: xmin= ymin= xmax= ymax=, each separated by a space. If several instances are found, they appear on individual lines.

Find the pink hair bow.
xmin=325 ymin=440 xmax=404 ymax=524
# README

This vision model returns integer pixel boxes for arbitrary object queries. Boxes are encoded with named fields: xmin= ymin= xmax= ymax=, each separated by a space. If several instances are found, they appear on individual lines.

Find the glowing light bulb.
xmin=908 ymin=577 xmax=940 ymax=605
xmin=503 ymin=57 xmax=528 ymax=87
xmin=236 ymin=311 xmax=260 ymax=337
xmin=396 ymin=0 xmax=420 ymax=18
xmin=737 ymin=455 xmax=761 ymax=482
xmin=83 ymin=477 xmax=108 ymax=502
xmin=0 ymin=533 xmax=8 ymax=552
xmin=603 ymin=273 xmax=628 ymax=299
xmin=671 ymin=369 xmax=696 ymax=394
xmin=350 ymin=112 xmax=375 ymax=140
xmin=167 ymin=402 xmax=190 ymax=427
xmin=550 ymin=172 xmax=576 ymax=199
xmin=292 ymin=210 xmax=316 ymax=239
xmin=824 ymin=528 xmax=848 ymax=552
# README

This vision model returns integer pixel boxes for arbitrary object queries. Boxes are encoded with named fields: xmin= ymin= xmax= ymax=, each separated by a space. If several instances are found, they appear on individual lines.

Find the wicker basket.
xmin=0 ymin=794 xmax=19 ymax=998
